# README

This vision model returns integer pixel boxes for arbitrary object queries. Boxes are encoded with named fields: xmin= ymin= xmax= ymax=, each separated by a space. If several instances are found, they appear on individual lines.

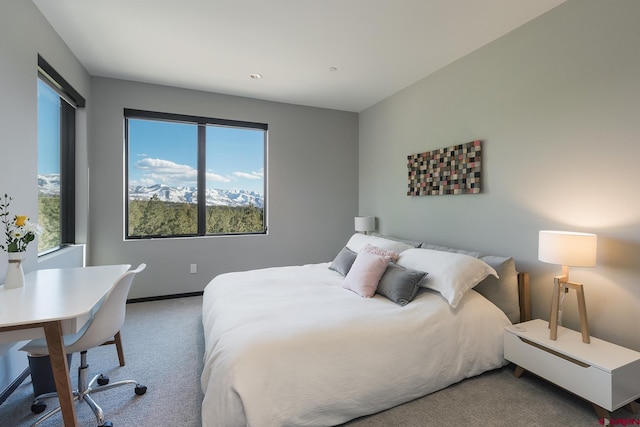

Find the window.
xmin=37 ymin=56 xmax=83 ymax=254
xmin=125 ymin=109 xmax=267 ymax=239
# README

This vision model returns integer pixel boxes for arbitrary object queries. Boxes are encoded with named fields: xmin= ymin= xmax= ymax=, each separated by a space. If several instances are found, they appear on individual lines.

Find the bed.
xmin=201 ymin=234 xmax=531 ymax=427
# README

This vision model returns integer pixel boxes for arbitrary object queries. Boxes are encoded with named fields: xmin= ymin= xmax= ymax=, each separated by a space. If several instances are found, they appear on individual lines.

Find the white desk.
xmin=0 ymin=264 xmax=131 ymax=427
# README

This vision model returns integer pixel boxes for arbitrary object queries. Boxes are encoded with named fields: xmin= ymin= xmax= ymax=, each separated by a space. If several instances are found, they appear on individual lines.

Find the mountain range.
xmin=38 ymin=174 xmax=60 ymax=195
xmin=129 ymin=184 xmax=264 ymax=208
xmin=38 ymin=175 xmax=264 ymax=208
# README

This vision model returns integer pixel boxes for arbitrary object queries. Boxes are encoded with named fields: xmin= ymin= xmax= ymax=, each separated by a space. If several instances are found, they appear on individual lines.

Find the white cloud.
xmin=136 ymin=177 xmax=157 ymax=186
xmin=133 ymin=157 xmax=255 ymax=188
xmin=206 ymin=170 xmax=232 ymax=183
xmin=233 ymin=168 xmax=264 ymax=180
xmin=135 ymin=158 xmax=197 ymax=186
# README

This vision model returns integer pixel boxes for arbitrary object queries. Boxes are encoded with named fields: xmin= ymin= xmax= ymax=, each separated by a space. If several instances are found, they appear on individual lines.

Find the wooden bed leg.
xmin=513 ymin=365 xmax=526 ymax=378
xmin=624 ymin=401 xmax=639 ymax=414
xmin=592 ymin=403 xmax=610 ymax=420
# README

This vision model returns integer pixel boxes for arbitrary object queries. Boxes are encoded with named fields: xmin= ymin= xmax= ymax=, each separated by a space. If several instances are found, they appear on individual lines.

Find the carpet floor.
xmin=0 ymin=295 xmax=636 ymax=426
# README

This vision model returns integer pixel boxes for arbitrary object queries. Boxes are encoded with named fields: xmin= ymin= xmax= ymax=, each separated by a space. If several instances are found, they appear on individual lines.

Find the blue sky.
xmin=37 ymin=79 xmax=61 ymax=175
xmin=38 ymin=80 xmax=265 ymax=195
xmin=128 ymin=118 xmax=265 ymax=194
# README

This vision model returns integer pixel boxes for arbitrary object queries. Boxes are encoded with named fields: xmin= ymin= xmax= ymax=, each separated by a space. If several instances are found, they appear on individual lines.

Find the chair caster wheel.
xmin=134 ymin=384 xmax=147 ymax=395
xmin=31 ymin=400 xmax=46 ymax=413
xmin=99 ymin=422 xmax=113 ymax=427
xmin=97 ymin=374 xmax=110 ymax=386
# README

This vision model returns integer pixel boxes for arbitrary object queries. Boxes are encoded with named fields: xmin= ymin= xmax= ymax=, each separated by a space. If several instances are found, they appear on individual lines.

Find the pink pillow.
xmin=343 ymin=251 xmax=390 ymax=298
xmin=363 ymin=243 xmax=400 ymax=263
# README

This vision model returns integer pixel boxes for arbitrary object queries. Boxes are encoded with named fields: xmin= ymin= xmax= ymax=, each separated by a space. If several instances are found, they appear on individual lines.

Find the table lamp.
xmin=538 ymin=230 xmax=597 ymax=343
xmin=354 ymin=216 xmax=375 ymax=235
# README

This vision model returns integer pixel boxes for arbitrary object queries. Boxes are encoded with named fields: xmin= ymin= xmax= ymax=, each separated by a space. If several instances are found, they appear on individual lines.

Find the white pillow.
xmin=345 ymin=233 xmax=414 ymax=254
xmin=343 ymin=251 xmax=390 ymax=298
xmin=396 ymin=248 xmax=498 ymax=308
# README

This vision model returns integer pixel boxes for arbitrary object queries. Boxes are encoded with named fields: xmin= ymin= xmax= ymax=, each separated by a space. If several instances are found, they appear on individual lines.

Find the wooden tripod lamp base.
xmin=549 ymin=274 xmax=590 ymax=344
xmin=539 ymin=230 xmax=597 ymax=345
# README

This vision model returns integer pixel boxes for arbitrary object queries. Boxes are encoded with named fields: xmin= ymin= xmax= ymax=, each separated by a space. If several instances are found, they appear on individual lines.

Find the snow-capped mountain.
xmin=129 ymin=184 xmax=197 ymax=204
xmin=38 ymin=174 xmax=61 ymax=195
xmin=39 ymin=175 xmax=263 ymax=208
xmin=128 ymin=184 xmax=264 ymax=208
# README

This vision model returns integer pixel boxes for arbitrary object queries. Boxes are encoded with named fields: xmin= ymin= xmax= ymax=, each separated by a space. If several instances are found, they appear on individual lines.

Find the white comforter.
xmin=201 ymin=263 xmax=511 ymax=427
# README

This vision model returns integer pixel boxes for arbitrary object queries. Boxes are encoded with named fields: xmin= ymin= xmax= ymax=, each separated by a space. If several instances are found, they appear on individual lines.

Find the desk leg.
xmin=43 ymin=321 xmax=78 ymax=427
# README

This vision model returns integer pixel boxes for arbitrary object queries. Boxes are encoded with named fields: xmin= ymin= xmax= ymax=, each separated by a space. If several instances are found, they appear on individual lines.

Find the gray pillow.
xmin=376 ymin=263 xmax=427 ymax=306
xmin=474 ymin=256 xmax=519 ymax=323
xmin=328 ymin=247 xmax=357 ymax=276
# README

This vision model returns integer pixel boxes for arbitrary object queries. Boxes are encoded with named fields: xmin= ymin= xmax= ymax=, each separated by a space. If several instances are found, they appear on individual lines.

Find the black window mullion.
xmin=59 ymin=101 xmax=76 ymax=244
xmin=197 ymin=124 xmax=206 ymax=236
xmin=124 ymin=117 xmax=131 ymax=239
xmin=124 ymin=109 xmax=267 ymax=239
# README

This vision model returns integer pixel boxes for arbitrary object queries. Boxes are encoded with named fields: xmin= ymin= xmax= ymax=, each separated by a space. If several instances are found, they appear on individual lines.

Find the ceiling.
xmin=33 ymin=0 xmax=566 ymax=112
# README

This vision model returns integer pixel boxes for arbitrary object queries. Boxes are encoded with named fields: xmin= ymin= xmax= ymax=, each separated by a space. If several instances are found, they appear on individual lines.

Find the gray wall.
xmin=359 ymin=0 xmax=640 ymax=350
xmin=89 ymin=77 xmax=358 ymax=299
xmin=0 ymin=0 xmax=91 ymax=395
xmin=0 ymin=0 xmax=91 ymax=275
xmin=5 ymin=0 xmax=636 ymax=382
xmin=1 ymin=0 xmax=357 ymax=394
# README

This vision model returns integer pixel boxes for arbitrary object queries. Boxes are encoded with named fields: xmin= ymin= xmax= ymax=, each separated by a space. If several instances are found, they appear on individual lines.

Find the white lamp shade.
xmin=538 ymin=230 xmax=597 ymax=267
xmin=354 ymin=216 xmax=376 ymax=233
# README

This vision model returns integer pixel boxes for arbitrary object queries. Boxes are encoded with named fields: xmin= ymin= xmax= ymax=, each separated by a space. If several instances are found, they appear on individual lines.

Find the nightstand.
xmin=504 ymin=319 xmax=640 ymax=419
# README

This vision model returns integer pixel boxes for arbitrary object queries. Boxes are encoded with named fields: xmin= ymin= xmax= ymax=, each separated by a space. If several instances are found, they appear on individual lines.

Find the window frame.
xmin=37 ymin=55 xmax=83 ymax=254
xmin=124 ymin=108 xmax=268 ymax=240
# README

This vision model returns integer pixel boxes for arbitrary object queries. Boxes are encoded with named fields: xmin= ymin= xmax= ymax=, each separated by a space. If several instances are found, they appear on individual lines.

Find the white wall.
xmin=359 ymin=0 xmax=640 ymax=350
xmin=88 ymin=77 xmax=358 ymax=299
xmin=0 ymin=0 xmax=91 ymax=398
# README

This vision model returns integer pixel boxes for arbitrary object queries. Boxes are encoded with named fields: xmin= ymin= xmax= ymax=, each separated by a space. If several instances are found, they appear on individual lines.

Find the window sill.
xmin=37 ymin=244 xmax=86 ymax=269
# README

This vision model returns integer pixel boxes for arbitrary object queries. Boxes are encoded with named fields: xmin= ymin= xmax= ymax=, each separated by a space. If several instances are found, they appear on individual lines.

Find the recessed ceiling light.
xmin=250 ymin=73 xmax=263 ymax=79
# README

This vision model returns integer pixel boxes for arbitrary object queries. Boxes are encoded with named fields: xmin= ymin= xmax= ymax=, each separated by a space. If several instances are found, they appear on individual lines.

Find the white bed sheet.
xmin=201 ymin=263 xmax=511 ymax=427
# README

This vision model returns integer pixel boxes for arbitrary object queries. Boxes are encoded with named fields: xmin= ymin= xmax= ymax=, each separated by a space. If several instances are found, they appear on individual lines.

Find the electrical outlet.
xmin=190 ymin=264 xmax=197 ymax=274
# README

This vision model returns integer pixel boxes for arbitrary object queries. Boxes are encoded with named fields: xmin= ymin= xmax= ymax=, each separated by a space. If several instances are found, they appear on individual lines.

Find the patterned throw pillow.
xmin=363 ymin=244 xmax=400 ymax=263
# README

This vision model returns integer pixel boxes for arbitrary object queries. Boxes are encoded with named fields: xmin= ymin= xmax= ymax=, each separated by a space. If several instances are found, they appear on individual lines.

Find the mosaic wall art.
xmin=407 ymin=140 xmax=482 ymax=196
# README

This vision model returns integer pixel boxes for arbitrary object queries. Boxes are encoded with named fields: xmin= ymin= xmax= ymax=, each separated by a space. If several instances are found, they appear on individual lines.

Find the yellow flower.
xmin=15 ymin=216 xmax=28 ymax=227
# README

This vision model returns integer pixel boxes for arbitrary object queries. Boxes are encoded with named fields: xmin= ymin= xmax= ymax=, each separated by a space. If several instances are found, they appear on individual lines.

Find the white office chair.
xmin=20 ymin=264 xmax=147 ymax=427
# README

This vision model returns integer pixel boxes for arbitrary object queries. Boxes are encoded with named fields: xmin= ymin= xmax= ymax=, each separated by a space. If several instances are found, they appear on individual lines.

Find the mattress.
xmin=201 ymin=262 xmax=511 ymax=427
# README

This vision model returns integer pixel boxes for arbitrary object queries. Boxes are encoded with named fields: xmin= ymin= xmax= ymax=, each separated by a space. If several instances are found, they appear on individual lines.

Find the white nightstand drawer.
xmin=505 ymin=331 xmax=611 ymax=408
xmin=504 ymin=319 xmax=640 ymax=412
